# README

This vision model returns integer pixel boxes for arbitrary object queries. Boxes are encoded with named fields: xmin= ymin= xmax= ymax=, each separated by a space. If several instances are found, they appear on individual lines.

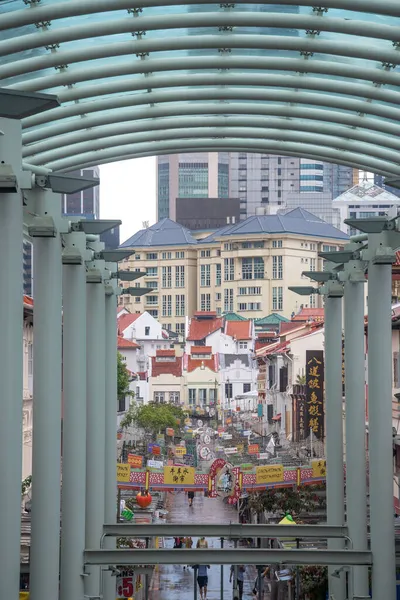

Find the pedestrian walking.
xmin=173 ymin=536 xmax=183 ymax=548
xmin=192 ymin=564 xmax=210 ymax=600
xmin=188 ymin=490 xmax=195 ymax=507
xmin=196 ymin=536 xmax=208 ymax=548
xmin=183 ymin=536 xmax=193 ymax=570
xmin=230 ymin=565 xmax=246 ymax=600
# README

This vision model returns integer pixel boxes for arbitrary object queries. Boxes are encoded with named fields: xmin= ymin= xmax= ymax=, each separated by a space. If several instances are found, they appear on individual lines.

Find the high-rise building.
xmin=61 ymin=166 xmax=100 ymax=219
xmin=374 ymin=174 xmax=400 ymax=199
xmin=157 ymin=153 xmax=355 ymax=226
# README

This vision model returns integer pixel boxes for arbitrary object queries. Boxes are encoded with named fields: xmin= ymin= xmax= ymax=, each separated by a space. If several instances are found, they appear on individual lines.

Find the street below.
xmin=149 ymin=491 xmax=258 ymax=600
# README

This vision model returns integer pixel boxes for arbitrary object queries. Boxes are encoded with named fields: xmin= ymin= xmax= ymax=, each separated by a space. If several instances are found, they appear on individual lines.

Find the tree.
xmin=296 ymin=373 xmax=306 ymax=385
xmin=117 ymin=352 xmax=131 ymax=398
xmin=120 ymin=402 xmax=185 ymax=436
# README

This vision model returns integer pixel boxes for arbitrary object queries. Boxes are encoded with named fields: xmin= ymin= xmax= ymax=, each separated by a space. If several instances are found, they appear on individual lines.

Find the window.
xmin=135 ymin=297 xmax=141 ymax=303
xmin=224 ymin=258 xmax=235 ymax=281
xmin=135 ymin=254 xmax=141 ymax=260
xmin=169 ymin=391 xmax=180 ymax=404
xmin=175 ymin=265 xmax=185 ymax=287
xmin=253 ymin=241 xmax=264 ymax=249
xmin=242 ymin=257 xmax=253 ymax=280
xmin=162 ymin=266 xmax=172 ymax=288
xmin=209 ymin=387 xmax=217 ymax=406
xmin=216 ymin=292 xmax=221 ymax=301
xmin=163 ymin=252 xmax=172 ymax=260
xmin=272 ymin=240 xmax=282 ymax=248
xmin=309 ymin=294 xmax=316 ymax=308
xmin=323 ymin=245 xmax=337 ymax=252
xmin=272 ymin=256 xmax=283 ymax=279
xmin=175 ymin=294 xmax=185 ymax=317
xmin=162 ymin=295 xmax=172 ymax=317
xmin=225 ymin=382 xmax=233 ymax=399
xmin=146 ymin=295 xmax=158 ymax=305
xmin=242 ymin=242 xmax=252 ymax=249
xmin=216 ymin=263 xmax=222 ymax=286
xmin=118 ymin=396 xmax=126 ymax=413
xmin=154 ymin=392 xmax=165 ymax=403
xmin=148 ymin=310 xmax=158 ymax=318
xmin=146 ymin=267 xmax=158 ymax=277
xmin=175 ymin=251 xmax=185 ymax=259
xmin=188 ymin=388 xmax=196 ymax=405
xmin=243 ymin=383 xmax=251 ymax=393
xmin=146 ymin=253 xmax=158 ymax=260
xmin=200 ymin=293 xmax=211 ymax=311
xmin=310 ymin=243 xmax=316 ymax=251
xmin=242 ymin=257 xmax=264 ymax=280
xmin=224 ymin=288 xmax=234 ymax=312
xmin=145 ymin=326 xmax=150 ymax=336
xmin=310 ymin=258 xmax=316 ymax=271
xmin=175 ymin=322 xmax=185 ymax=335
xmin=224 ymin=243 xmax=233 ymax=251
xmin=239 ymin=341 xmax=248 ymax=350
xmin=238 ymin=286 xmax=262 ymax=295
xmin=272 ymin=287 xmax=283 ymax=310
xmin=146 ymin=281 xmax=158 ymax=290
xmin=201 ymin=249 xmax=211 ymax=258
xmin=238 ymin=302 xmax=261 ymax=311
xmin=199 ymin=389 xmax=207 ymax=404
xmin=200 ymin=264 xmax=211 ymax=286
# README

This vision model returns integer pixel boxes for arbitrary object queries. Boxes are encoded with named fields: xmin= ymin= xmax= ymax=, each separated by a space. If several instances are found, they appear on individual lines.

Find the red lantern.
xmin=136 ymin=490 xmax=152 ymax=509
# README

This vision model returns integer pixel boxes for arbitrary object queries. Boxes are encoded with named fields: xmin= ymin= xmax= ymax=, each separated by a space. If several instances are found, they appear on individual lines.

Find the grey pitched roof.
xmin=120 ymin=218 xmax=198 ymax=248
xmin=200 ymin=209 xmax=348 ymax=242
xmin=219 ymin=354 xmax=251 ymax=368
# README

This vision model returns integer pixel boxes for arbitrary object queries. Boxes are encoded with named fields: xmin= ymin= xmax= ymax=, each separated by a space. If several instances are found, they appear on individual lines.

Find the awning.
xmin=272 ymin=414 xmax=282 ymax=421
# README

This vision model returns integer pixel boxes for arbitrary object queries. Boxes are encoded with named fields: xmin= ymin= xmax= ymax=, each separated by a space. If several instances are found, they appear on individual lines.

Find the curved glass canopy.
xmin=1 ymin=0 xmax=400 ymax=176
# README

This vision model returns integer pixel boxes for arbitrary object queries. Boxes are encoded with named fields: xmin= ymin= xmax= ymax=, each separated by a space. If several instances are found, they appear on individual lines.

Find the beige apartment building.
xmin=119 ymin=209 xmax=348 ymax=331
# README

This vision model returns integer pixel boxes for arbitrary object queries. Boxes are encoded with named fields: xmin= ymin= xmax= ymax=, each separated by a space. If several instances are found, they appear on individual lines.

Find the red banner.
xmin=127 ymin=454 xmax=143 ymax=468
xmin=248 ymin=444 xmax=259 ymax=455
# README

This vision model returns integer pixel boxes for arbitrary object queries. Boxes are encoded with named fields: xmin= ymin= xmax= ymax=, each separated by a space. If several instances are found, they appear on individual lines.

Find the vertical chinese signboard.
xmin=297 ymin=396 xmax=307 ymax=442
xmin=305 ymin=350 xmax=325 ymax=440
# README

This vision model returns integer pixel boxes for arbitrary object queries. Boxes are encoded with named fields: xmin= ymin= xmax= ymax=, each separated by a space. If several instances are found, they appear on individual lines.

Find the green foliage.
xmin=247 ymin=484 xmax=326 ymax=517
xmin=296 ymin=373 xmax=306 ymax=385
xmin=117 ymin=352 xmax=132 ymax=398
xmin=120 ymin=401 xmax=185 ymax=435
xmin=21 ymin=475 xmax=32 ymax=496
xmin=298 ymin=565 xmax=328 ymax=596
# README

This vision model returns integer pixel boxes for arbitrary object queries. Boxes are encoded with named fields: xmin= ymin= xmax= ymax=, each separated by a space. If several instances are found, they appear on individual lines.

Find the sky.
xmin=99 ymin=157 xmax=157 ymax=244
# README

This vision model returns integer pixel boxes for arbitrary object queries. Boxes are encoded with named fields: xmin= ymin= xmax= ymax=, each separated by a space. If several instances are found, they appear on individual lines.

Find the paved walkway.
xmin=149 ymin=491 xmax=259 ymax=600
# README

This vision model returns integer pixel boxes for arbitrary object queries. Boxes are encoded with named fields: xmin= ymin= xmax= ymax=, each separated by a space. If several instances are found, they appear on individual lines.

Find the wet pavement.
xmin=149 ymin=491 xmax=258 ymax=600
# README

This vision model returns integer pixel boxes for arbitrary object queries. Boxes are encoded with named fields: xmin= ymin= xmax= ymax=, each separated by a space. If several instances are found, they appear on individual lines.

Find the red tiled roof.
xmin=225 ymin=320 xmax=252 ymax=340
xmin=193 ymin=311 xmax=217 ymax=317
xmin=260 ymin=341 xmax=289 ymax=357
xmin=137 ymin=371 xmax=147 ymax=381
xmin=118 ymin=336 xmax=140 ymax=349
xmin=156 ymin=349 xmax=175 ymax=357
xmin=151 ymin=356 xmax=182 ymax=378
xmin=191 ymin=346 xmax=212 ymax=354
xmin=394 ymin=251 xmax=400 ymax=267
xmin=280 ymin=321 xmax=304 ymax=335
xmin=292 ymin=308 xmax=324 ymax=322
xmin=23 ymin=295 xmax=33 ymax=307
xmin=117 ymin=313 xmax=141 ymax=334
xmin=255 ymin=339 xmax=276 ymax=352
xmin=187 ymin=316 xmax=223 ymax=341
xmin=185 ymin=353 xmax=218 ymax=373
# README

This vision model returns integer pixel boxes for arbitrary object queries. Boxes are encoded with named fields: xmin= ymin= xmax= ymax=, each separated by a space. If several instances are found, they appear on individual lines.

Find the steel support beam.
xmin=1 ymin=34 xmax=400 ymax=81
xmin=30 ymin=188 xmax=63 ymax=600
xmin=16 ymin=56 xmax=400 ymax=97
xmin=367 ymin=234 xmax=397 ymax=600
xmin=60 ymin=230 xmax=87 ymax=600
xmin=33 ymin=126 xmax=400 ymax=170
xmin=22 ymin=86 xmax=400 ymax=130
xmin=84 ymin=549 xmax=373 ymax=567
xmin=343 ymin=264 xmax=369 ymax=598
xmin=324 ymin=292 xmax=346 ymax=600
xmin=51 ymin=138 xmax=400 ymax=177
xmin=85 ymin=243 xmax=106 ymax=599
xmin=1 ymin=12 xmax=400 ymax=59
xmin=0 ymin=117 xmax=24 ymax=600
xmin=102 ymin=523 xmax=349 ymax=538
xmin=0 ymin=0 xmax=400 ymax=36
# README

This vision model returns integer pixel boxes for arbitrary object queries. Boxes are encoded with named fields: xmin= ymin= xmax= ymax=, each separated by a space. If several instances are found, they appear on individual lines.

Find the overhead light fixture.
xmin=0 ymin=164 xmax=17 ymax=193
xmin=121 ymin=287 xmax=153 ymax=297
xmin=98 ymin=249 xmax=135 ymax=262
xmin=62 ymin=247 xmax=83 ymax=265
xmin=71 ymin=219 xmax=121 ymax=236
xmin=0 ymin=88 xmax=59 ymax=119
xmin=49 ymin=172 xmax=99 ymax=195
xmin=318 ymin=250 xmax=354 ymax=264
xmin=301 ymin=271 xmax=333 ymax=283
xmin=344 ymin=217 xmax=387 ymax=234
xmin=288 ymin=286 xmax=318 ymax=296
xmin=115 ymin=271 xmax=145 ymax=281
xmin=28 ymin=215 xmax=57 ymax=238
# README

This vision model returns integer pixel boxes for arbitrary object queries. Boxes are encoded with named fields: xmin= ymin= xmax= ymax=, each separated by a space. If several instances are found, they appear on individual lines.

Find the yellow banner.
xmin=312 ymin=459 xmax=326 ymax=478
xmin=164 ymin=465 xmax=195 ymax=485
xmin=20 ymin=594 xmax=29 ymax=600
xmin=117 ymin=463 xmax=131 ymax=482
xmin=237 ymin=443 xmax=244 ymax=453
xmin=256 ymin=465 xmax=284 ymax=484
xmin=174 ymin=446 xmax=186 ymax=456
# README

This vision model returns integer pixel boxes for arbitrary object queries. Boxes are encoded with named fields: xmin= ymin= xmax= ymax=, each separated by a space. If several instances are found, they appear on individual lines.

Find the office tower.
xmin=61 ymin=166 xmax=100 ymax=219
xmin=374 ymin=174 xmax=400 ymax=199
xmin=157 ymin=153 xmax=230 ymax=220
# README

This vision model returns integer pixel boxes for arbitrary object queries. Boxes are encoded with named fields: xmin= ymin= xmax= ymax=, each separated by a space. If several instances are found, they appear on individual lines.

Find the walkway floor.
xmin=149 ymin=491 xmax=259 ymax=600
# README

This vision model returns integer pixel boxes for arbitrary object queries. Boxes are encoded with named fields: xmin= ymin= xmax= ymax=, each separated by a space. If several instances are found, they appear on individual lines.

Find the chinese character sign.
xmin=305 ymin=350 xmax=325 ymax=440
xmin=164 ymin=466 xmax=195 ymax=485
xmin=312 ymin=459 xmax=327 ymax=478
xmin=117 ymin=463 xmax=131 ymax=482
xmin=256 ymin=465 xmax=284 ymax=484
